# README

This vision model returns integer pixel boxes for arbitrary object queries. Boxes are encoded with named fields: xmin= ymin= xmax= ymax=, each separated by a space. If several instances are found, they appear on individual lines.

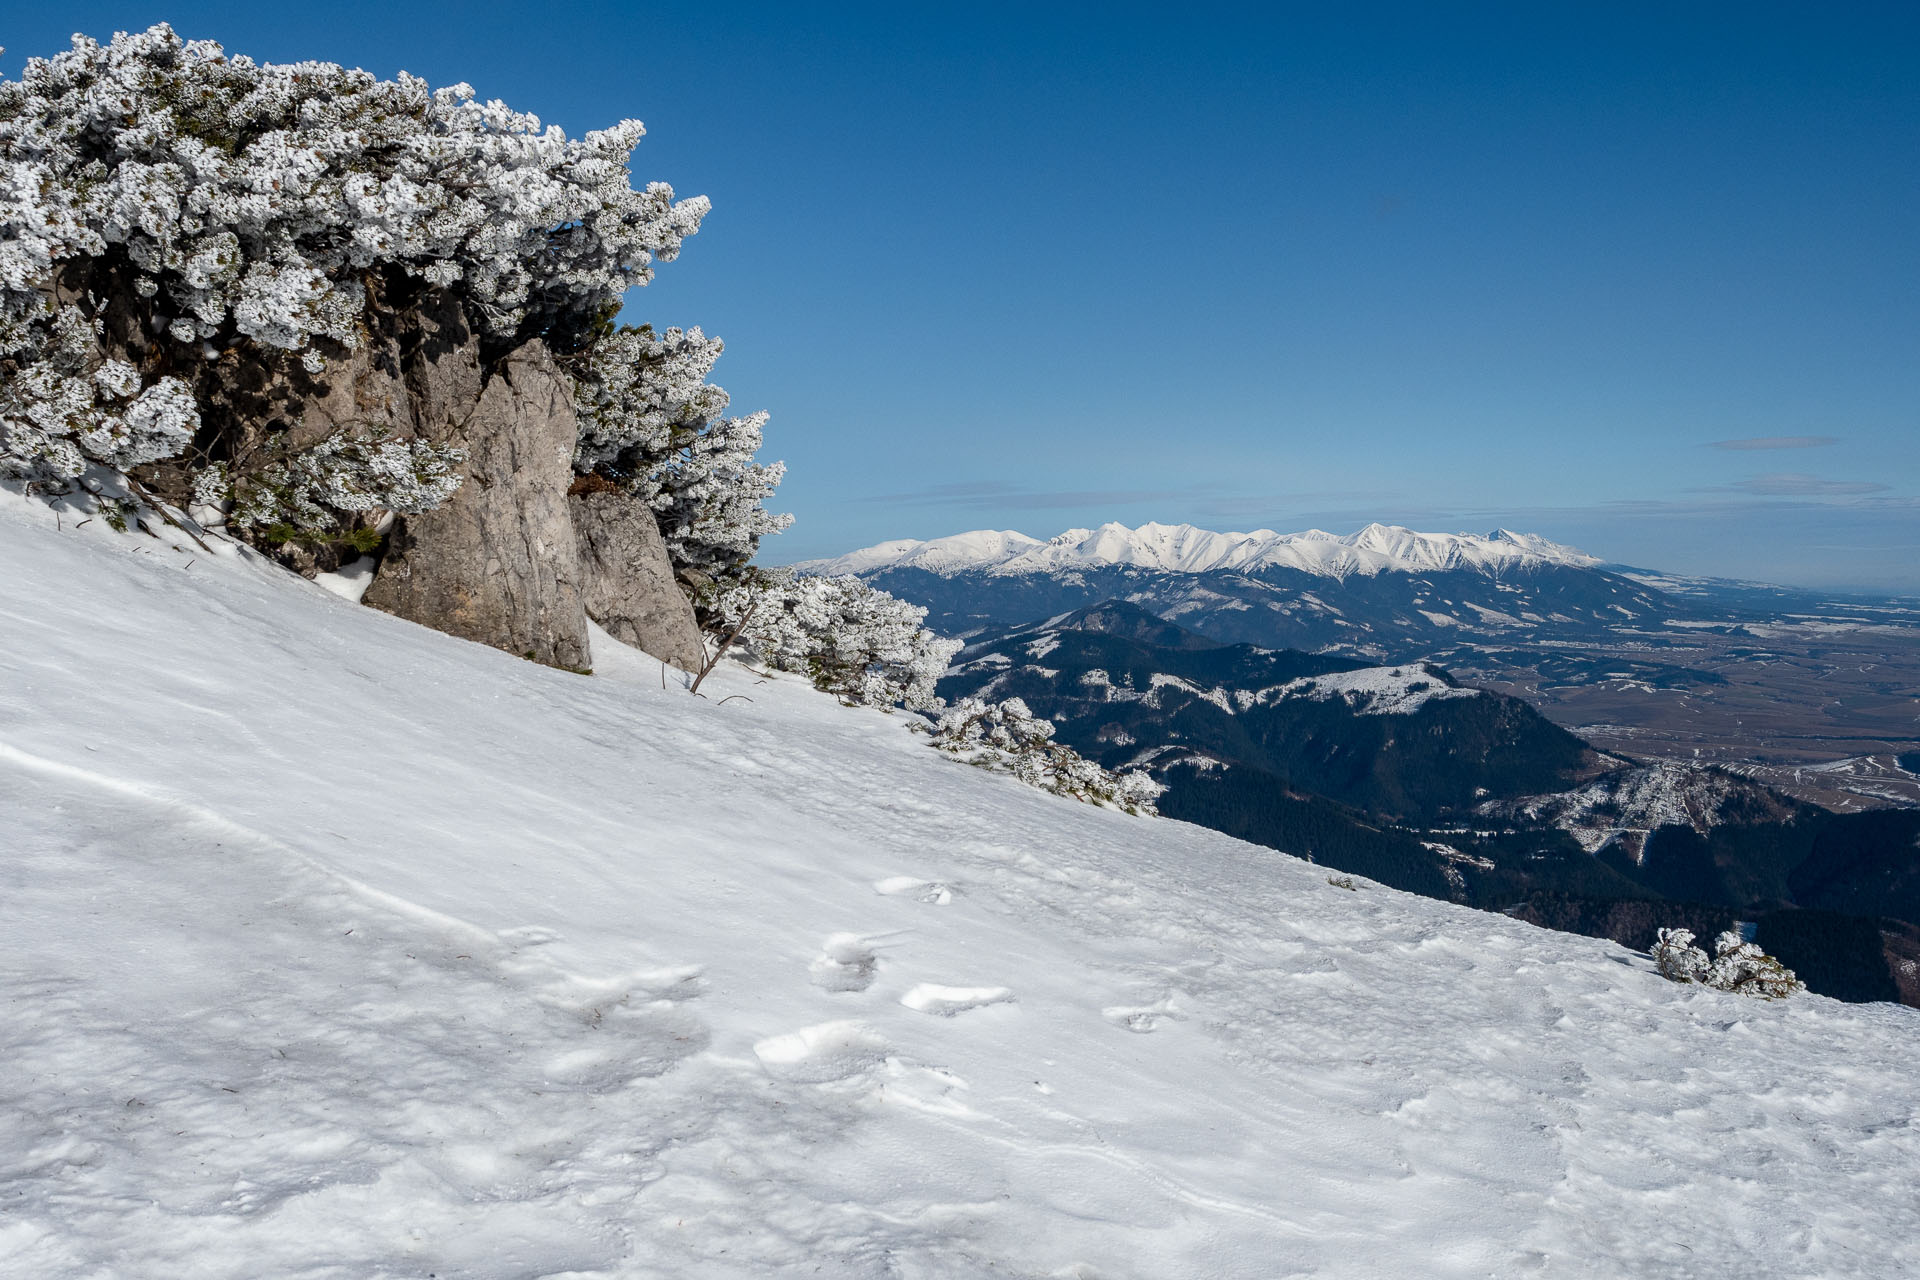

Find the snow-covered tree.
xmin=927 ymin=696 xmax=1164 ymax=816
xmin=713 ymin=572 xmax=959 ymax=711
xmin=0 ymin=24 xmax=706 ymax=534
xmin=570 ymin=324 xmax=791 ymax=582
xmin=1653 ymin=928 xmax=1803 ymax=999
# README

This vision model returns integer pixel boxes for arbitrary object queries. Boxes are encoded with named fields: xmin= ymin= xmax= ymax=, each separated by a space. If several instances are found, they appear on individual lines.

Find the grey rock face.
xmin=364 ymin=342 xmax=592 ymax=671
xmin=572 ymin=490 xmax=707 ymax=670
xmin=194 ymin=289 xmax=482 ymax=462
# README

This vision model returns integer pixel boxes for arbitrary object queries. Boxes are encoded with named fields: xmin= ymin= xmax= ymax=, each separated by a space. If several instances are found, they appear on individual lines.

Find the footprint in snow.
xmin=809 ymin=932 xmax=883 ymax=993
xmin=531 ymin=964 xmax=706 ymax=1019
xmin=873 ymin=876 xmax=955 ymax=905
xmin=753 ymin=1020 xmax=893 ymax=1083
xmin=1102 ymin=996 xmax=1185 ymax=1034
xmin=899 ymin=983 xmax=1015 ymax=1017
xmin=497 ymin=925 xmax=562 ymax=947
xmin=541 ymin=1000 xmax=709 ymax=1090
xmin=875 ymin=1058 xmax=977 ymax=1118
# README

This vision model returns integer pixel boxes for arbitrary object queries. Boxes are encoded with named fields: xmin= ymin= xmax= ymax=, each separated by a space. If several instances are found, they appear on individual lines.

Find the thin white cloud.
xmin=856 ymin=481 xmax=1220 ymax=510
xmin=1708 ymin=435 xmax=1840 ymax=451
xmin=1715 ymin=472 xmax=1889 ymax=497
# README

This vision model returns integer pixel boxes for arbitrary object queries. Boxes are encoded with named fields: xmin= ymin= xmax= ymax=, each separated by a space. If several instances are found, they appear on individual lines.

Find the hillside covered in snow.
xmin=5 ymin=492 xmax=1920 ymax=1278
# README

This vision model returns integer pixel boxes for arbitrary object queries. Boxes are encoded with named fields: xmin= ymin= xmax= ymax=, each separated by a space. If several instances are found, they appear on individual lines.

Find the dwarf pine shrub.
xmin=1653 ymin=928 xmax=1804 ymax=999
xmin=926 ymin=696 xmax=1164 ymax=816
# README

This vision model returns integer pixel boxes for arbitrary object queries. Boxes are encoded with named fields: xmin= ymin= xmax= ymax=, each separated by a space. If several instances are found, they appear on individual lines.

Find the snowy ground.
xmin=2 ymin=490 xmax=1917 ymax=1279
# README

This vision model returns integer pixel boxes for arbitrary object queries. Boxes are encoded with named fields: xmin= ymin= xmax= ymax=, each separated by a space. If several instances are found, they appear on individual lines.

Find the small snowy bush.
xmin=1652 ymin=928 xmax=1804 ymax=999
xmin=714 ymin=572 xmax=959 ymax=711
xmin=927 ymin=696 xmax=1164 ymax=816
xmin=571 ymin=324 xmax=791 ymax=580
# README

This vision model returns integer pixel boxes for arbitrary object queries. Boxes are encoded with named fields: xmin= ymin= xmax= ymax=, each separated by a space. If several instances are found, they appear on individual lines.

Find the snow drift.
xmin=2 ymin=490 xmax=1916 ymax=1279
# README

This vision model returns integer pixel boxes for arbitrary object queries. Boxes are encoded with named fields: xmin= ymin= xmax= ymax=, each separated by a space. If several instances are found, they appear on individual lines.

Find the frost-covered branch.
xmin=571 ymin=324 xmax=791 ymax=580
xmin=712 ymin=572 xmax=958 ymax=711
xmin=198 ymin=432 xmax=466 ymax=539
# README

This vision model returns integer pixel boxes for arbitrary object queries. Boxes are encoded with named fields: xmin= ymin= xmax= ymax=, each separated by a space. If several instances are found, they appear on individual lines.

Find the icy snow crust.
xmin=2 ymin=494 xmax=1916 ymax=1279
xmin=799 ymin=520 xmax=1602 ymax=579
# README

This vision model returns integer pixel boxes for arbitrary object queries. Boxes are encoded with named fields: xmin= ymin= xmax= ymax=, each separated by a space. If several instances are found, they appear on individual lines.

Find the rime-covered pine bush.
xmin=572 ymin=325 xmax=791 ymax=580
xmin=1652 ymin=928 xmax=1714 ymax=985
xmin=928 ymin=696 xmax=1164 ymax=816
xmin=0 ymin=310 xmax=197 ymax=478
xmin=0 ymin=23 xmax=705 ymax=521
xmin=1653 ymin=928 xmax=1803 ymax=999
xmin=714 ymin=572 xmax=959 ymax=711
xmin=209 ymin=434 xmax=466 ymax=536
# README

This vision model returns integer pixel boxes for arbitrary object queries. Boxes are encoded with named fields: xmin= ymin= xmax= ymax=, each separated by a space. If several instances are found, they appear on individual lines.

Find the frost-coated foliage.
xmin=0 ymin=23 xmax=703 ymax=351
xmin=0 ymin=23 xmax=704 ymax=503
xmin=0 ymin=310 xmax=196 ymax=478
xmin=1653 ymin=928 xmax=1804 ymax=999
xmin=928 ymin=696 xmax=1164 ymax=816
xmin=715 ymin=573 xmax=959 ymax=711
xmin=201 ymin=433 xmax=466 ymax=535
xmin=572 ymin=325 xmax=790 ymax=578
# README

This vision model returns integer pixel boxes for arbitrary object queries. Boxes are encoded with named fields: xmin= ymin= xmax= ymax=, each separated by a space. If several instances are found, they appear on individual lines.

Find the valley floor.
xmin=2 ymin=491 xmax=1916 ymax=1279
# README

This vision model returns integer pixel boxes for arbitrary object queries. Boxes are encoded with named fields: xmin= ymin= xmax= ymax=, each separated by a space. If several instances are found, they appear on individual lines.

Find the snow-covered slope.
xmin=798 ymin=521 xmax=1602 ymax=579
xmin=3 ymin=492 xmax=1916 ymax=1279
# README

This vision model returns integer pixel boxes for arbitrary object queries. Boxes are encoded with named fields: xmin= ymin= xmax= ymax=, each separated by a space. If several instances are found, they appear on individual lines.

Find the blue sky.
xmin=9 ymin=3 xmax=1917 ymax=590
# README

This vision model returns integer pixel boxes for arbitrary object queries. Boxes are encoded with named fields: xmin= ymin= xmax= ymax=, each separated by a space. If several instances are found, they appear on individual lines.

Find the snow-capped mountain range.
xmin=800 ymin=521 xmax=1603 ymax=580
xmin=797 ymin=520 xmax=1660 ymax=657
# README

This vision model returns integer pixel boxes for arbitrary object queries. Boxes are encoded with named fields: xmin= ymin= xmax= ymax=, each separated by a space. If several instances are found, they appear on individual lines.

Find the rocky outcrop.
xmin=160 ymin=286 xmax=703 ymax=674
xmin=183 ymin=288 xmax=483 ymax=467
xmin=571 ymin=489 xmax=707 ymax=670
xmin=363 ymin=342 xmax=593 ymax=671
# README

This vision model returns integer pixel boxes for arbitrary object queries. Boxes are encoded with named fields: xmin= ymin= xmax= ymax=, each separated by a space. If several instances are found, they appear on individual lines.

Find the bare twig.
xmin=688 ymin=598 xmax=758 ymax=698
xmin=716 ymin=695 xmax=753 ymax=706
xmin=124 ymin=475 xmax=215 ymax=555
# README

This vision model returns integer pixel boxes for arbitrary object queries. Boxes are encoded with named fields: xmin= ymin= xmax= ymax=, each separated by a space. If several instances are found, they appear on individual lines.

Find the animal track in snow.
xmin=899 ymin=983 xmax=1015 ymax=1017
xmin=809 ymin=933 xmax=882 ymax=993
xmin=873 ymin=876 xmax=955 ymax=905
xmin=753 ymin=1020 xmax=893 ymax=1083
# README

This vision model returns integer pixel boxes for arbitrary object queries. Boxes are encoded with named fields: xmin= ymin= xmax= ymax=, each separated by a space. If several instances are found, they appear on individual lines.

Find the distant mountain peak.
xmin=795 ymin=521 xmax=1602 ymax=580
